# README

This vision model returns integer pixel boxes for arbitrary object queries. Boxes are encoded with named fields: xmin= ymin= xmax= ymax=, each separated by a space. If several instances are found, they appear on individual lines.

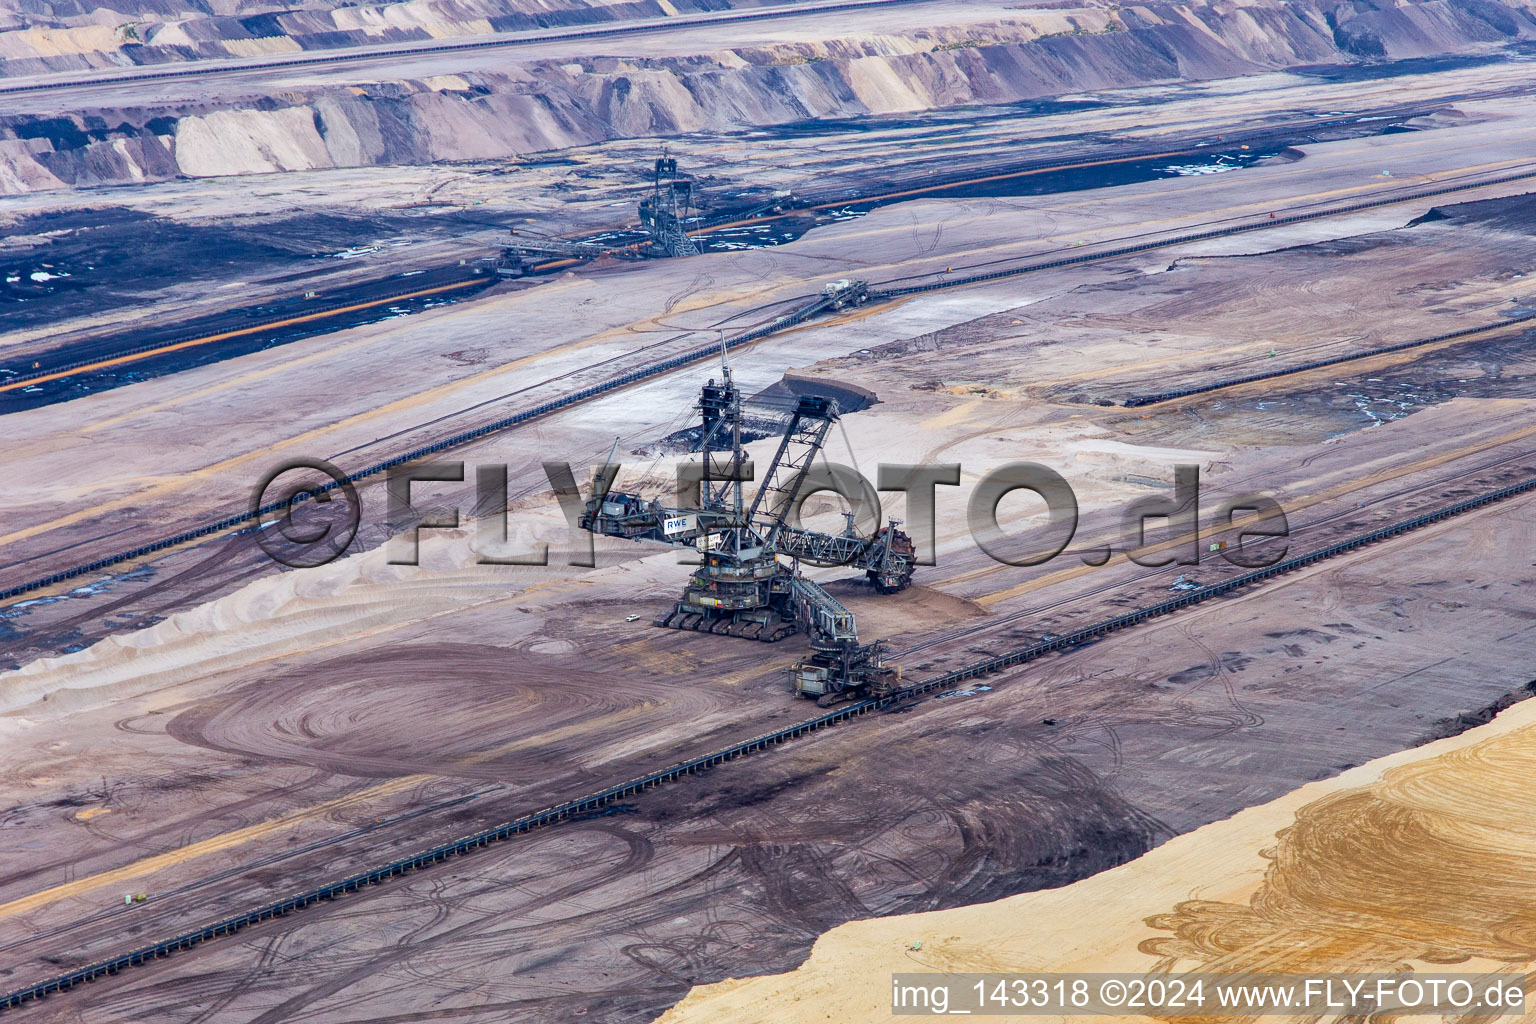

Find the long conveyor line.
xmin=0 ymin=276 xmax=489 ymax=394
xmin=7 ymin=163 xmax=1534 ymax=608
xmin=1122 ymin=309 xmax=1536 ymax=407
xmin=0 ymin=103 xmax=1449 ymax=395
xmin=0 ymin=289 xmax=837 ymax=604
xmin=6 ymin=466 xmax=1535 ymax=1011
xmin=868 ymin=165 xmax=1536 ymax=299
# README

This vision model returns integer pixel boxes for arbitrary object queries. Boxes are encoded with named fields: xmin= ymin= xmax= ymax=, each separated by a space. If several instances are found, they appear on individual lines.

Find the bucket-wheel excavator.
xmin=580 ymin=366 xmax=915 ymax=704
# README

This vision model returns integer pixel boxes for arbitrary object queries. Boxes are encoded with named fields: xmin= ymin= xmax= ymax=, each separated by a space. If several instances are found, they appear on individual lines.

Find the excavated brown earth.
xmin=7 ymin=372 xmax=1536 ymax=1019
xmin=2 ymin=60 xmax=1514 ymax=342
xmin=6 ymin=462 xmax=1536 ymax=1022
xmin=6 ymin=102 xmax=1536 ymax=655
xmin=8 ymin=73 xmax=1536 ymax=1024
xmin=8 ymin=0 xmax=1535 ymax=191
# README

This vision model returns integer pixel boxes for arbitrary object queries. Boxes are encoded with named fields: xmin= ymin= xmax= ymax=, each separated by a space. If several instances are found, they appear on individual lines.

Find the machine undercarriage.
xmin=580 ymin=362 xmax=914 ymax=703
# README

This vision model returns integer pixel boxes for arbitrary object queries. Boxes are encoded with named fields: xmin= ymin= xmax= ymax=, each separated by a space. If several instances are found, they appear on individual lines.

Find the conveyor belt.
xmin=6 ymin=466 xmax=1533 ymax=1011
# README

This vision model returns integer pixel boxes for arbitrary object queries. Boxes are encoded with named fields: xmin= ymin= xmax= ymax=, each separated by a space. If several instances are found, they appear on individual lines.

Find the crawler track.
xmin=6 ymin=468 xmax=1533 ymax=1011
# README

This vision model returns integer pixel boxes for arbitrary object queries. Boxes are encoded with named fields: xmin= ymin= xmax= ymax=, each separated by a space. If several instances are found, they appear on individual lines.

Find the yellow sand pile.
xmin=659 ymin=693 xmax=1536 ymax=1022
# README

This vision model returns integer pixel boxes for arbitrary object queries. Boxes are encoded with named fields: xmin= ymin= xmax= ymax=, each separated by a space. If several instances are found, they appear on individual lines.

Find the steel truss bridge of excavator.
xmin=580 ymin=364 xmax=916 ymax=703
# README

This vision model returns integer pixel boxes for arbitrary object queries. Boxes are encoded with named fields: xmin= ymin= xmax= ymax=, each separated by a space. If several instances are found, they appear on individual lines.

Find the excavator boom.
xmin=578 ymin=368 xmax=913 ymax=703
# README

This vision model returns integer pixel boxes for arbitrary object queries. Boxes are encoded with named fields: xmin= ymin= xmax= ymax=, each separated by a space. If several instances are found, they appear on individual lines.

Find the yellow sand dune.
xmin=660 ymin=694 xmax=1536 ymax=1022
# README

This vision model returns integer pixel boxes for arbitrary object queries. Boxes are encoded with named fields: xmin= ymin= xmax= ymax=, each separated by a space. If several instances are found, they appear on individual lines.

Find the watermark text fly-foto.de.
xmin=251 ymin=458 xmax=1289 ymax=571
xmin=890 ymin=972 xmax=1528 ymax=1016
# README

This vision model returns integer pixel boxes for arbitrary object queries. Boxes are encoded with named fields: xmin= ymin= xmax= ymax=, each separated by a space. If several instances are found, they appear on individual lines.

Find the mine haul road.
xmin=2 ymin=93 xmax=1480 ymax=401
xmin=7 ymin=95 xmax=1536 ymax=1021
xmin=5 ymin=144 xmax=1535 ymax=606
xmin=0 ymin=0 xmax=930 ymax=97
xmin=7 ymin=425 xmax=1536 ymax=1015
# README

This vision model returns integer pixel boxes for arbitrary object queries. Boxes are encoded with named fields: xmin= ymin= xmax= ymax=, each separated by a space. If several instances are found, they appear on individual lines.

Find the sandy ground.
xmin=0 ymin=0 xmax=912 ymax=80
xmin=6 ymin=56 xmax=1535 ymax=342
xmin=9 ymin=109 xmax=1536 ymax=587
xmin=7 ymin=0 xmax=1534 ymax=198
xmin=7 ymin=57 xmax=1536 ymax=1024
xmin=0 ymin=0 xmax=1030 ymax=97
xmin=659 ymin=655 xmax=1536 ymax=1022
xmin=7 ymin=416 xmax=1536 ymax=1021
